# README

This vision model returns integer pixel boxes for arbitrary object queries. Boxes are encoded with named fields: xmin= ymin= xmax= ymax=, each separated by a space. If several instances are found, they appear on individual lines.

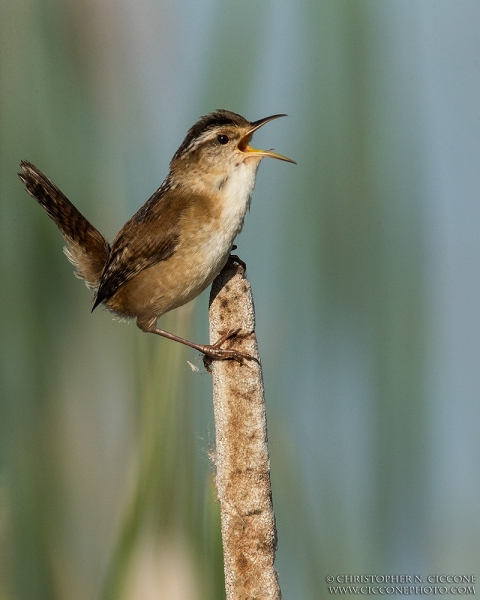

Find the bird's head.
xmin=170 ymin=109 xmax=295 ymax=193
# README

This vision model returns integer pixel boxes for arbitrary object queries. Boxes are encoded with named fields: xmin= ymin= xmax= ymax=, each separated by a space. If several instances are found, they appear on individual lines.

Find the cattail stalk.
xmin=209 ymin=267 xmax=281 ymax=600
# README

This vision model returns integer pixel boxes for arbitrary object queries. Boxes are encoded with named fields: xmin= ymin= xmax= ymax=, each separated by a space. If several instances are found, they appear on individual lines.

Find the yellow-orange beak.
xmin=238 ymin=114 xmax=296 ymax=164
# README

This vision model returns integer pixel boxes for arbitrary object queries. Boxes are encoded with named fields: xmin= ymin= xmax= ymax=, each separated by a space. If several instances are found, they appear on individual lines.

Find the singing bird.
xmin=19 ymin=109 xmax=295 ymax=362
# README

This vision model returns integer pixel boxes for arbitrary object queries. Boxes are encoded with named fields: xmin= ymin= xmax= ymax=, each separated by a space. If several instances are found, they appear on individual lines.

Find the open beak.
xmin=238 ymin=114 xmax=296 ymax=164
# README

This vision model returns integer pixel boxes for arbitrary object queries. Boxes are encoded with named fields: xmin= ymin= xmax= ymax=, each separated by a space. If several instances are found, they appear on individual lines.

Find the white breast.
xmin=181 ymin=160 xmax=260 ymax=298
xmin=217 ymin=159 xmax=259 ymax=242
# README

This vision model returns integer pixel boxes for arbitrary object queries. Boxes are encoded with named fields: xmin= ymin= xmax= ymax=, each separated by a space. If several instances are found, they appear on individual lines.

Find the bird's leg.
xmin=153 ymin=327 xmax=256 ymax=366
xmin=136 ymin=318 xmax=256 ymax=367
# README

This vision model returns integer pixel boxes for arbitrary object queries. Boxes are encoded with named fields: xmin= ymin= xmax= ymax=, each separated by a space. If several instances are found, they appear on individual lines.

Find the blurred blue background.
xmin=1 ymin=0 xmax=480 ymax=598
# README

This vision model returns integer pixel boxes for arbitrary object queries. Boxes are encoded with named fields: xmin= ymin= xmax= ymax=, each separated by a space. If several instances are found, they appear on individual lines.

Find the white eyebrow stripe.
xmin=180 ymin=128 xmax=236 ymax=156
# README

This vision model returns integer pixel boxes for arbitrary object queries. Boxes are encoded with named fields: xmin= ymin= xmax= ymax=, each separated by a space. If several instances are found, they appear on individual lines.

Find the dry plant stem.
xmin=209 ymin=266 xmax=281 ymax=600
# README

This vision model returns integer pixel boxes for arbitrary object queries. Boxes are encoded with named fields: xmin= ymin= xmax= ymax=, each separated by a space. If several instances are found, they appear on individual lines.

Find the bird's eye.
xmin=217 ymin=134 xmax=229 ymax=145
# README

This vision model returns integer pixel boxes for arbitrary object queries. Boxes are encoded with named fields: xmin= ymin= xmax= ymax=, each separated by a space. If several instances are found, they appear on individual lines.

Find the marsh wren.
xmin=19 ymin=110 xmax=295 ymax=363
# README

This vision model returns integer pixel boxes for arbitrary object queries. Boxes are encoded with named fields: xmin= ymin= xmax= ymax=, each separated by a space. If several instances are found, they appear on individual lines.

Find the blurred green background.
xmin=1 ymin=0 xmax=480 ymax=598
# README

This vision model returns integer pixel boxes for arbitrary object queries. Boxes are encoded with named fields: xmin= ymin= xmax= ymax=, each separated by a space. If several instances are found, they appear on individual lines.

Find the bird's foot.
xmin=201 ymin=328 xmax=258 ymax=371
xmin=225 ymin=253 xmax=246 ymax=274
xmin=143 ymin=323 xmax=257 ymax=372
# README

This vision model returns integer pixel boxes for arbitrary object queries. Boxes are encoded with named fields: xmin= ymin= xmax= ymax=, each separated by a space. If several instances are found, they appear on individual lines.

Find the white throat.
xmin=218 ymin=159 xmax=260 ymax=236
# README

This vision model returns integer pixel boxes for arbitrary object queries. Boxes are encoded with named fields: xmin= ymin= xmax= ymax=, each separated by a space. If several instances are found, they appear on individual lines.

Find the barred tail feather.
xmin=19 ymin=161 xmax=110 ymax=291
